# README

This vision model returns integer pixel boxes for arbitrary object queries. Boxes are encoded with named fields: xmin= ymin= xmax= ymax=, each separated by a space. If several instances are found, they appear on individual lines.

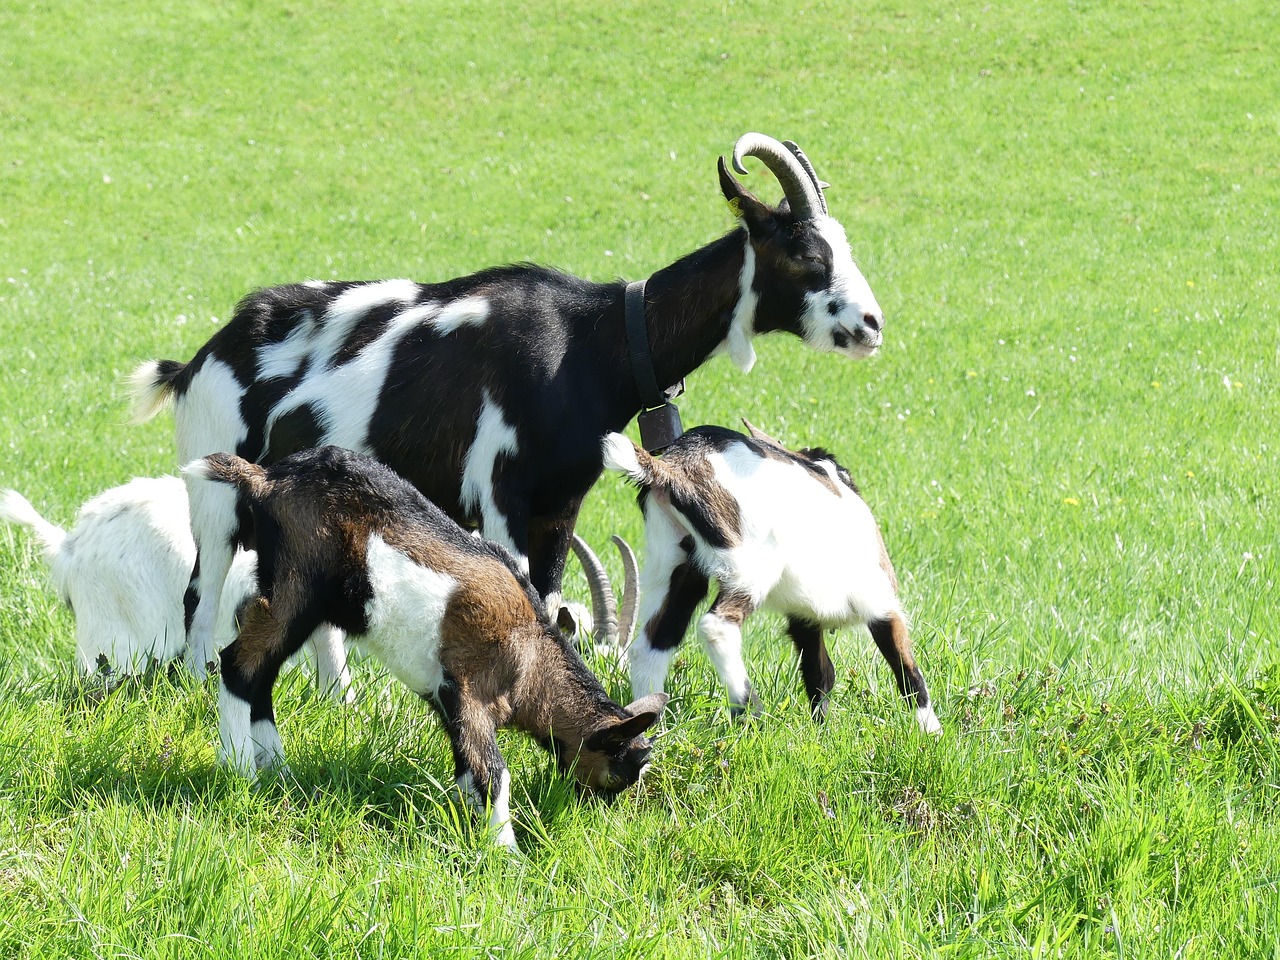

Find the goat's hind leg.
xmin=308 ymin=624 xmax=354 ymax=704
xmin=866 ymin=612 xmax=941 ymax=735
xmin=630 ymin=535 xmax=708 ymax=699
xmin=787 ymin=617 xmax=836 ymax=721
xmin=184 ymin=473 xmax=241 ymax=678
xmin=698 ymin=588 xmax=759 ymax=718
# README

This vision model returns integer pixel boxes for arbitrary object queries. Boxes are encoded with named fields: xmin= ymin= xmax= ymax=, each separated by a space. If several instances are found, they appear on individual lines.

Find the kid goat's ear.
xmin=587 ymin=693 xmax=669 ymax=750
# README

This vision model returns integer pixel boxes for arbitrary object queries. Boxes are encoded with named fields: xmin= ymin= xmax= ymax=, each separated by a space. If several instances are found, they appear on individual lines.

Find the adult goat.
xmin=132 ymin=133 xmax=885 ymax=677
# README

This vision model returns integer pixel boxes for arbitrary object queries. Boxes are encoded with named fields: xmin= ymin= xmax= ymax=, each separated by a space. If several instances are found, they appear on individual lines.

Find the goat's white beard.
xmin=725 ymin=239 xmax=758 ymax=373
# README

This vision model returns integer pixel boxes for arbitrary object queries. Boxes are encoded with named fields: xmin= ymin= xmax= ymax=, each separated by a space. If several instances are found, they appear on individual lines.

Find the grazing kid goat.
xmin=0 ymin=478 xmax=350 ymax=696
xmin=187 ymin=445 xmax=666 ymax=852
xmin=601 ymin=424 xmax=941 ymax=734
xmin=131 ymin=133 xmax=885 ymax=679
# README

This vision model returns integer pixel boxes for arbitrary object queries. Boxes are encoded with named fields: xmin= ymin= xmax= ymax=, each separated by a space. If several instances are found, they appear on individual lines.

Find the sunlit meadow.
xmin=0 ymin=1 xmax=1277 ymax=956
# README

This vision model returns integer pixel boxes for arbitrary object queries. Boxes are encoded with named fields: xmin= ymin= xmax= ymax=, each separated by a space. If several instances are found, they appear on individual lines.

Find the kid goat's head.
xmin=719 ymin=133 xmax=883 ymax=363
xmin=551 ymin=692 xmax=668 ymax=800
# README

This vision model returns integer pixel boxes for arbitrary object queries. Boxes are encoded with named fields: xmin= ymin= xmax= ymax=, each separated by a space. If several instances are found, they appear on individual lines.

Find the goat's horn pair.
xmin=570 ymin=534 xmax=640 ymax=652
xmin=731 ymin=133 xmax=827 ymax=221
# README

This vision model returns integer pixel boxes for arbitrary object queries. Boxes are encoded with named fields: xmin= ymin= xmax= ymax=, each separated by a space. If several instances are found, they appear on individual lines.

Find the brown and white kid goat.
xmin=602 ymin=423 xmax=941 ymax=733
xmin=188 ymin=445 xmax=666 ymax=852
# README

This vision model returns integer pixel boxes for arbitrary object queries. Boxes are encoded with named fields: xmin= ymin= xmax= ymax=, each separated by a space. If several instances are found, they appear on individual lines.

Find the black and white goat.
xmin=187 ymin=445 xmax=666 ymax=852
xmin=130 ymin=133 xmax=885 ymax=678
xmin=0 ymin=478 xmax=349 ymax=697
xmin=601 ymin=424 xmax=941 ymax=734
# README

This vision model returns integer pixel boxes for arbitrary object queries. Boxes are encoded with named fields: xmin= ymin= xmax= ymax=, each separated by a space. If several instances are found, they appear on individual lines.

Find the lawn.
xmin=0 ymin=0 xmax=1277 ymax=956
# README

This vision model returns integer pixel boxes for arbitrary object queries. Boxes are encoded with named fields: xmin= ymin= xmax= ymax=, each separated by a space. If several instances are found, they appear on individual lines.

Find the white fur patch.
xmin=724 ymin=239 xmax=758 ymax=372
xmin=625 ymin=501 xmax=696 ymax=697
xmin=457 ymin=769 xmax=518 ymax=852
xmin=801 ymin=217 xmax=883 ymax=359
xmin=459 ymin=392 xmax=523 ymax=565
xmin=359 ymin=534 xmax=455 ymax=696
xmin=917 ymin=705 xmax=943 ymax=736
xmin=182 ymin=468 xmax=242 ymax=677
xmin=259 ymin=300 xmax=435 ymax=457
xmin=174 ymin=358 xmax=250 ymax=464
xmin=698 ymin=610 xmax=752 ymax=706
xmin=703 ymin=444 xmax=898 ymax=625
xmin=252 ymin=718 xmax=286 ymax=769
xmin=431 ymin=296 xmax=490 ymax=335
xmin=219 ymin=681 xmax=256 ymax=776
xmin=600 ymin=432 xmax=642 ymax=477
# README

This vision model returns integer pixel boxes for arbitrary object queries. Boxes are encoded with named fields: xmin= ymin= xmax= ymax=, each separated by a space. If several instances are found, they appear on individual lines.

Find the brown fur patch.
xmin=233 ymin=596 xmax=287 ymax=678
xmin=708 ymin=589 xmax=755 ymax=625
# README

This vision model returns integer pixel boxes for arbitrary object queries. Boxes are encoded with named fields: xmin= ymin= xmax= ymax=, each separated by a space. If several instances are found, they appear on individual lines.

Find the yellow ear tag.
xmin=726 ymin=197 xmax=743 ymax=218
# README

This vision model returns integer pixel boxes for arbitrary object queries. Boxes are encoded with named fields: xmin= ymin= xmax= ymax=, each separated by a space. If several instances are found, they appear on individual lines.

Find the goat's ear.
xmin=718 ymin=157 xmax=773 ymax=233
xmin=588 ymin=693 xmax=669 ymax=750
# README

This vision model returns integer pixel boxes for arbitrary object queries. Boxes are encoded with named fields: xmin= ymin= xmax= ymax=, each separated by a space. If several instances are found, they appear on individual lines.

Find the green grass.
xmin=1 ymin=0 xmax=1278 ymax=956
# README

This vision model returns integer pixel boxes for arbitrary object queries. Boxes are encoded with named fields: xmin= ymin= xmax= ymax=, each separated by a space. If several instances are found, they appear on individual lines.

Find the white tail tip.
xmin=0 ymin=488 xmax=67 ymax=556
xmin=601 ymin=432 xmax=641 ymax=476
xmin=127 ymin=361 xmax=172 ymax=424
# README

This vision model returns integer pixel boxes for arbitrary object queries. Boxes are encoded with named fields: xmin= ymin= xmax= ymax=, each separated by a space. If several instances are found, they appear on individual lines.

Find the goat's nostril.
xmin=863 ymin=312 xmax=882 ymax=332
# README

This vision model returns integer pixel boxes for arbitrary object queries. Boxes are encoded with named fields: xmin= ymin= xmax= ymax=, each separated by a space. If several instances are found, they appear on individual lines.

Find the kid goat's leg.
xmin=435 ymin=674 xmax=517 ymax=852
xmin=786 ymin=616 xmax=836 ymax=721
xmin=219 ymin=597 xmax=315 ymax=775
xmin=630 ymin=535 xmax=709 ymax=699
xmin=698 ymin=588 xmax=759 ymax=717
xmin=866 ymin=612 xmax=942 ymax=735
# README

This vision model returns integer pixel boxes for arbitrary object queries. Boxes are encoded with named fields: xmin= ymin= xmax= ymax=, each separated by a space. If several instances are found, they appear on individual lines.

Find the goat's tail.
xmin=0 ymin=489 xmax=67 ymax=559
xmin=601 ymin=433 xmax=672 ymax=491
xmin=183 ymin=452 xmax=271 ymax=501
xmin=127 ymin=359 xmax=187 ymax=423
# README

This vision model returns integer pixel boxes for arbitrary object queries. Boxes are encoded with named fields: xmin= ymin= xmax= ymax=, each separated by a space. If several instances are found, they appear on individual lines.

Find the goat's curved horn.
xmin=571 ymin=534 xmax=619 ymax=650
xmin=611 ymin=535 xmax=640 ymax=649
xmin=731 ymin=133 xmax=823 ymax=222
xmin=782 ymin=139 xmax=829 ymax=216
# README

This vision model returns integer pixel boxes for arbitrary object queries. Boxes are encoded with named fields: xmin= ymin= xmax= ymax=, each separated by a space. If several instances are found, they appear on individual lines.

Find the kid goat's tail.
xmin=601 ymin=433 xmax=668 ymax=490
xmin=183 ymin=452 xmax=271 ymax=501
xmin=0 ymin=489 xmax=67 ymax=559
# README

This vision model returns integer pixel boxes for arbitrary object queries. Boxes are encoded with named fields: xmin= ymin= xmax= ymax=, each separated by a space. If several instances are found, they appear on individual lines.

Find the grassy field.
xmin=1 ymin=0 xmax=1278 ymax=956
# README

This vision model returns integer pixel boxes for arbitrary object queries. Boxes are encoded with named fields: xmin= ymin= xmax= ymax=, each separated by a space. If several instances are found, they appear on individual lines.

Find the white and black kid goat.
xmin=188 ymin=445 xmax=667 ymax=852
xmin=602 ymin=424 xmax=941 ymax=734
xmin=0 ymin=477 xmax=350 ymax=697
xmin=131 ymin=132 xmax=885 ymax=678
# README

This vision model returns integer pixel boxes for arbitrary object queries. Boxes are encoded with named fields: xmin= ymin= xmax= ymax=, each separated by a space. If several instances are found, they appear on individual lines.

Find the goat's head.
xmin=719 ymin=133 xmax=883 ymax=364
xmin=566 ymin=692 xmax=668 ymax=799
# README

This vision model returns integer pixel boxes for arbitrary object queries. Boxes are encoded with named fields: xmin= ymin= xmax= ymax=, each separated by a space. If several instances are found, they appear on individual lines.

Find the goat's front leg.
xmin=698 ymin=588 xmax=760 ymax=718
xmin=787 ymin=617 xmax=836 ymax=721
xmin=867 ymin=612 xmax=941 ymax=735
xmin=219 ymin=597 xmax=307 ymax=775
xmin=435 ymin=676 xmax=517 ymax=852
xmin=527 ymin=494 xmax=585 ymax=619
